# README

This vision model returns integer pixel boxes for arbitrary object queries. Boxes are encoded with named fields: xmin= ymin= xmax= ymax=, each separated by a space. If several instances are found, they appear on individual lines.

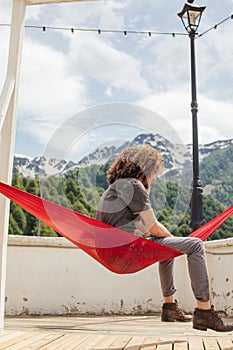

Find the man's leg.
xmin=152 ymin=236 xmax=233 ymax=331
xmin=156 ymin=236 xmax=210 ymax=302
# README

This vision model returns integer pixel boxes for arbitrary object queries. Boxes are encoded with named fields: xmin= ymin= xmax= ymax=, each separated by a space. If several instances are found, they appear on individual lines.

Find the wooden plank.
xmin=157 ymin=339 xmax=173 ymax=350
xmin=3 ymin=332 xmax=52 ymax=350
xmin=0 ymin=331 xmax=11 ymax=338
xmin=203 ymin=337 xmax=220 ymax=350
xmin=124 ymin=336 xmax=146 ymax=350
xmin=72 ymin=334 xmax=106 ymax=350
xmin=0 ymin=331 xmax=26 ymax=345
xmin=217 ymin=338 xmax=233 ymax=350
xmin=173 ymin=339 xmax=188 ymax=350
xmin=140 ymin=337 xmax=158 ymax=350
xmin=24 ymin=333 xmax=67 ymax=350
xmin=0 ymin=332 xmax=35 ymax=349
xmin=61 ymin=335 xmax=94 ymax=350
xmin=72 ymin=334 xmax=105 ymax=350
xmin=188 ymin=337 xmax=204 ymax=350
xmin=37 ymin=334 xmax=67 ymax=349
xmin=51 ymin=334 xmax=90 ymax=350
xmin=39 ymin=334 xmax=89 ymax=349
xmin=91 ymin=335 xmax=118 ymax=349
xmin=108 ymin=336 xmax=132 ymax=350
xmin=30 ymin=334 xmax=77 ymax=350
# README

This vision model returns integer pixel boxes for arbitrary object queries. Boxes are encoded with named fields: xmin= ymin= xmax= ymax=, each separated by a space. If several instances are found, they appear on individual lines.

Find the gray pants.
xmin=150 ymin=236 xmax=210 ymax=302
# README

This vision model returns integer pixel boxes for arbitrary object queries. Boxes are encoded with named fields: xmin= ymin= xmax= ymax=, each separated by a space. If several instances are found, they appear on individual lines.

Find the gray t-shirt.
xmin=96 ymin=178 xmax=152 ymax=235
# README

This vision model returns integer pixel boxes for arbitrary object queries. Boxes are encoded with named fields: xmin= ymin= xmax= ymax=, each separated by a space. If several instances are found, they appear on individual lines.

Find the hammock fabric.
xmin=0 ymin=181 xmax=232 ymax=274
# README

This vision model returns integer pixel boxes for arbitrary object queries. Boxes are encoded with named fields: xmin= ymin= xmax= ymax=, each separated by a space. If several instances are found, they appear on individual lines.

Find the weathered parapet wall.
xmin=5 ymin=235 xmax=233 ymax=316
xmin=204 ymin=239 xmax=233 ymax=316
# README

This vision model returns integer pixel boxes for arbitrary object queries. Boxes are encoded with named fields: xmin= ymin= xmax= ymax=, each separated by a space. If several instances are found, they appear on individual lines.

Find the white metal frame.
xmin=0 ymin=0 xmax=97 ymax=330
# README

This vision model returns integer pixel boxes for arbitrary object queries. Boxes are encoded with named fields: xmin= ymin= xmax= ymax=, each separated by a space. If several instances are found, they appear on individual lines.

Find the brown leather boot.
xmin=161 ymin=300 xmax=192 ymax=322
xmin=193 ymin=306 xmax=233 ymax=332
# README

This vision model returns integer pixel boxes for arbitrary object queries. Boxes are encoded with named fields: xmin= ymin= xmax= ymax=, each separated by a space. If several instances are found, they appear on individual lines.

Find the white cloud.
xmin=18 ymin=38 xmax=88 ymax=143
xmin=105 ymin=86 xmax=113 ymax=97
xmin=145 ymin=35 xmax=189 ymax=92
xmin=26 ymin=6 xmax=43 ymax=21
xmin=18 ymin=119 xmax=59 ymax=147
xmin=138 ymin=89 xmax=233 ymax=145
xmin=197 ymin=27 xmax=233 ymax=100
xmin=50 ymin=0 xmax=126 ymax=29
xmin=105 ymin=0 xmax=131 ymax=11
xmin=138 ymin=89 xmax=190 ymax=143
xmin=199 ymin=94 xmax=233 ymax=143
xmin=0 ymin=0 xmax=12 ymax=22
xmin=68 ymin=33 xmax=150 ymax=95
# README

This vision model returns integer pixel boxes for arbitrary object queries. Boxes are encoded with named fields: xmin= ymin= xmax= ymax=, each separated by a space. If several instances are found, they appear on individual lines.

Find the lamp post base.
xmin=190 ymin=181 xmax=203 ymax=231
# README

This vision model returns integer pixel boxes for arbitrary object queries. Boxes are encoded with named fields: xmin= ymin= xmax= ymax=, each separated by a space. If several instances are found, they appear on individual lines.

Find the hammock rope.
xmin=0 ymin=181 xmax=232 ymax=274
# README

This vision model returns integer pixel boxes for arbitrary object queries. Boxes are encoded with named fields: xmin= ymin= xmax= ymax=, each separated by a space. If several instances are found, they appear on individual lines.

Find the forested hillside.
xmin=9 ymin=162 xmax=233 ymax=241
xmin=201 ymin=144 xmax=233 ymax=207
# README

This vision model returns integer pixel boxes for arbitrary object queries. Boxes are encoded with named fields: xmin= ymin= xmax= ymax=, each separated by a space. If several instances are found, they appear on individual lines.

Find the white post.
xmin=0 ymin=77 xmax=15 ymax=129
xmin=0 ymin=0 xmax=26 ymax=330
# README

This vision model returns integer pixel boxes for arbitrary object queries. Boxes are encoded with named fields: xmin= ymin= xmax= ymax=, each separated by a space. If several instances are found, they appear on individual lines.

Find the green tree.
xmin=25 ymin=178 xmax=40 ymax=195
xmin=12 ymin=172 xmax=24 ymax=189
xmin=33 ymin=221 xmax=58 ymax=237
xmin=8 ymin=214 xmax=23 ymax=235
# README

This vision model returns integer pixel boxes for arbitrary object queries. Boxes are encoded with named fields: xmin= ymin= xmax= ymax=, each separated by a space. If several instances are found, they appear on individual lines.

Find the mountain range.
xmin=13 ymin=133 xmax=233 ymax=180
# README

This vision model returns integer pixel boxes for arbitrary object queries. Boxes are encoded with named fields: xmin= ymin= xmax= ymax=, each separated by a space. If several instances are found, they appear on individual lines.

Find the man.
xmin=96 ymin=145 xmax=233 ymax=332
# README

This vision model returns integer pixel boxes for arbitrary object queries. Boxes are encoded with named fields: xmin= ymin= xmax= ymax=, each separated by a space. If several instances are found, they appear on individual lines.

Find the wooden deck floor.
xmin=2 ymin=315 xmax=233 ymax=349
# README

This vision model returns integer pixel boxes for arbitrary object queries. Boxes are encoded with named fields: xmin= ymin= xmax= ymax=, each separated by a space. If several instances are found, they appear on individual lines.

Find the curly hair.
xmin=107 ymin=145 xmax=164 ymax=189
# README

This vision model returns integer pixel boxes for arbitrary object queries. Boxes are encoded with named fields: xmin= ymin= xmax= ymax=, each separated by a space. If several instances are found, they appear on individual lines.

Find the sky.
xmin=0 ymin=0 xmax=233 ymax=162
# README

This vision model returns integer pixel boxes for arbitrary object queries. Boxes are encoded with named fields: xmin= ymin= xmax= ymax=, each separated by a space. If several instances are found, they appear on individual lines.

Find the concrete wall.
xmin=5 ymin=235 xmax=233 ymax=316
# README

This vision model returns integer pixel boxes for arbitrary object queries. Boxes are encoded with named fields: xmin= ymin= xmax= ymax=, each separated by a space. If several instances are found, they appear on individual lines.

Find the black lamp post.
xmin=178 ymin=0 xmax=206 ymax=230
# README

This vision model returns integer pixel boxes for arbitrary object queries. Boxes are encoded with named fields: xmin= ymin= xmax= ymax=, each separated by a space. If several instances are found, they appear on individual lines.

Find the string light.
xmin=0 ymin=22 xmax=188 ymax=37
xmin=0 ymin=14 xmax=231 ymax=38
xmin=197 ymin=14 xmax=232 ymax=38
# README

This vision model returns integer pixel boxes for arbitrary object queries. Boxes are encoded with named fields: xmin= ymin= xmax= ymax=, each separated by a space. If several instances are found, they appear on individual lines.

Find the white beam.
xmin=0 ymin=77 xmax=15 ymax=130
xmin=0 ymin=0 xmax=26 ymax=330
xmin=26 ymin=0 xmax=98 ymax=6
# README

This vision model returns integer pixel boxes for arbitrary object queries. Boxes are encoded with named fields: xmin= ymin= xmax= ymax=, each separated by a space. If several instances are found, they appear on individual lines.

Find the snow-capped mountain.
xmin=77 ymin=134 xmax=188 ymax=170
xmin=76 ymin=144 xmax=127 ymax=168
xmin=13 ymin=156 xmax=76 ymax=178
xmin=197 ymin=138 xmax=233 ymax=158
xmin=13 ymin=134 xmax=233 ymax=178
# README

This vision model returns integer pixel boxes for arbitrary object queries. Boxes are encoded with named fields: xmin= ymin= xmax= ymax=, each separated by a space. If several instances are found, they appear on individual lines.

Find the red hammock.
xmin=0 ymin=181 xmax=232 ymax=274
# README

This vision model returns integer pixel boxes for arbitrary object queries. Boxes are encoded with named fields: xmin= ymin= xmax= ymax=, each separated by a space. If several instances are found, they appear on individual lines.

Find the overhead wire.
xmin=0 ymin=14 xmax=232 ymax=38
xmin=197 ymin=14 xmax=233 ymax=38
xmin=0 ymin=23 xmax=187 ymax=37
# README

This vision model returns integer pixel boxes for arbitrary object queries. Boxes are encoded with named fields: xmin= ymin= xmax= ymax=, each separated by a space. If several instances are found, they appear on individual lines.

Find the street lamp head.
xmin=178 ymin=2 xmax=206 ymax=34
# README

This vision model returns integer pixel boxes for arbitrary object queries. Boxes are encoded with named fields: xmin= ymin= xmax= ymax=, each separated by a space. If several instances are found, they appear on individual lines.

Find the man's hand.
xmin=139 ymin=210 xmax=173 ymax=238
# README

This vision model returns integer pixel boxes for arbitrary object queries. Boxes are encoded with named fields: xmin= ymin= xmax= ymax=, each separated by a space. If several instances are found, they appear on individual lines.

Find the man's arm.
xmin=139 ymin=210 xmax=173 ymax=238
